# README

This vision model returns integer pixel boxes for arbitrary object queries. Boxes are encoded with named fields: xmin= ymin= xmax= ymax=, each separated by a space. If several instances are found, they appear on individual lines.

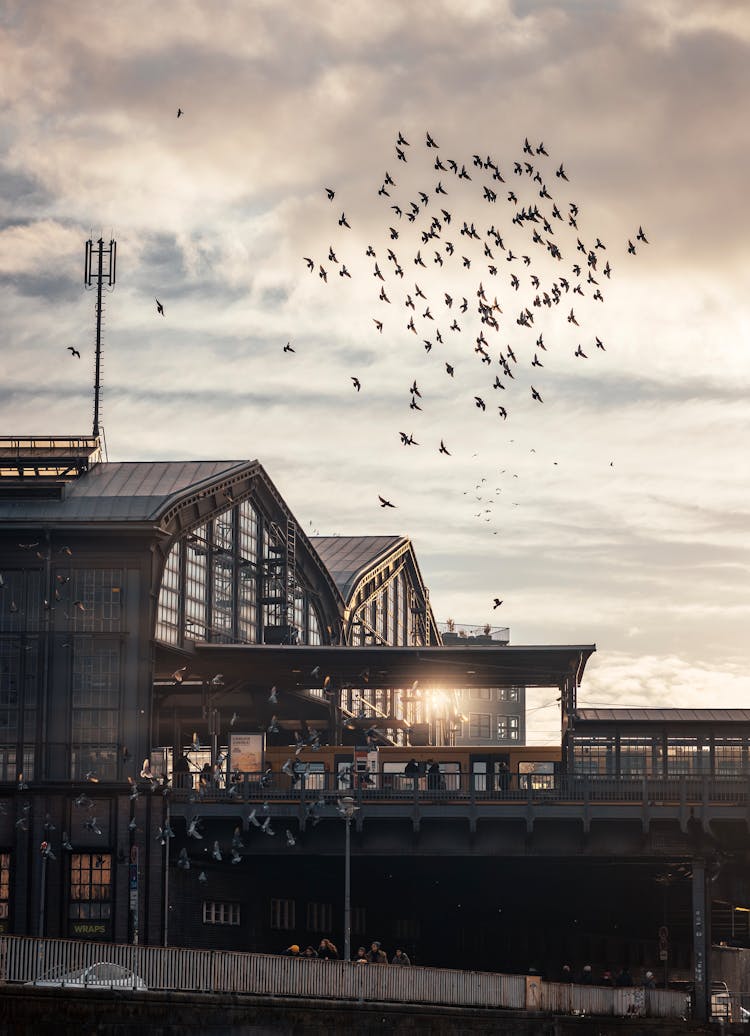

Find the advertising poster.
xmin=230 ymin=733 xmax=265 ymax=774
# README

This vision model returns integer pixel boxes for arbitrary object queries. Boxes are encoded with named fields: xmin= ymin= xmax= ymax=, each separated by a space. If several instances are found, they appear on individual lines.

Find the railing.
xmin=169 ymin=770 xmax=750 ymax=807
xmin=0 ymin=935 xmax=690 ymax=1018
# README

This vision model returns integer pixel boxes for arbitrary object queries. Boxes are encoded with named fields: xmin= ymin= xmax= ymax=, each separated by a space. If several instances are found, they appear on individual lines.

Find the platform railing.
xmin=0 ymin=934 xmax=690 ymax=1018
xmin=168 ymin=770 xmax=750 ymax=807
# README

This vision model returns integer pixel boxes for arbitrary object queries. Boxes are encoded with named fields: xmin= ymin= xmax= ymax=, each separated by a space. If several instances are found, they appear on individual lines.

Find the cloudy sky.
xmin=1 ymin=1 xmax=749 ymax=740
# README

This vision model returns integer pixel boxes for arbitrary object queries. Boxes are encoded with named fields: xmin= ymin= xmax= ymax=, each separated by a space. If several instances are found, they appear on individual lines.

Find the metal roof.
xmin=177 ymin=643 xmax=596 ymax=690
xmin=310 ymin=535 xmax=405 ymax=599
xmin=575 ymin=708 xmax=750 ymax=724
xmin=0 ymin=460 xmax=250 ymax=523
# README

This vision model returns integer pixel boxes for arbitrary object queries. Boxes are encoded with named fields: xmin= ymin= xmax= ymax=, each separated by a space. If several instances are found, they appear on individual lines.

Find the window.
xmin=307 ymin=603 xmax=322 ymax=646
xmin=68 ymin=570 xmax=122 ymax=633
xmin=212 ymin=515 xmax=235 ymax=642
xmin=572 ymin=736 xmax=615 ymax=775
xmin=0 ymin=853 xmax=9 ymax=919
xmin=71 ymin=639 xmax=119 ymax=780
xmin=619 ymin=737 xmax=651 ymax=775
xmin=351 ymin=906 xmax=366 ymax=933
xmin=306 ymin=902 xmax=333 ymax=931
xmin=498 ymin=686 xmax=520 ymax=702
xmin=203 ymin=901 xmax=240 ymax=925
xmin=156 ymin=542 xmax=181 ymax=644
xmin=469 ymin=713 xmax=491 ymax=739
xmin=473 ymin=689 xmax=493 ymax=701
xmin=270 ymin=898 xmax=295 ymax=930
xmin=185 ymin=525 xmax=209 ymax=640
xmin=238 ymin=500 xmax=259 ymax=643
xmin=497 ymin=716 xmax=520 ymax=742
xmin=69 ymin=853 xmax=112 ymax=919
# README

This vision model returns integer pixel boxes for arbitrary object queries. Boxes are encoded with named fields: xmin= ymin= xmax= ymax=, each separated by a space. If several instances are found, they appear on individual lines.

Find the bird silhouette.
xmin=351 ymin=377 xmax=361 ymax=391
xmin=378 ymin=496 xmax=396 ymax=508
xmin=155 ymin=299 xmax=164 ymax=316
xmin=283 ymin=342 xmax=295 ymax=353
xmin=439 ymin=440 xmax=451 ymax=455
xmin=67 ymin=346 xmax=81 ymax=358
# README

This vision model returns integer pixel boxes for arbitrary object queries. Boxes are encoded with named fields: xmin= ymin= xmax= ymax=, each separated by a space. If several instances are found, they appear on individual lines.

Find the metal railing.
xmin=0 ymin=935 xmax=690 ymax=1018
xmin=169 ymin=770 xmax=750 ymax=807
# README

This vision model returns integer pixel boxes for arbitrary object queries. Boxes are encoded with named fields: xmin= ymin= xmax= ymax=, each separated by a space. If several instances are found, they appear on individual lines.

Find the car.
xmin=27 ymin=962 xmax=146 ymax=990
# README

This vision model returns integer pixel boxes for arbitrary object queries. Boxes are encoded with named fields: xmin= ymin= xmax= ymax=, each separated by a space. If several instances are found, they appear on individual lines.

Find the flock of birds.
xmin=297 ymin=130 xmax=648 ymax=519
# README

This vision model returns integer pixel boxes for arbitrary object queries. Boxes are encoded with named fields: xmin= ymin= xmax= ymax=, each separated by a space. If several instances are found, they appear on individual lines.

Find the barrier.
xmin=0 ymin=935 xmax=691 ymax=1018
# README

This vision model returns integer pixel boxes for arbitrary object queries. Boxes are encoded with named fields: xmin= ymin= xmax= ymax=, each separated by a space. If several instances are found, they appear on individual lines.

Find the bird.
xmin=574 ymin=345 xmax=588 ymax=358
xmin=198 ymin=871 xmax=208 ymax=884
xmin=67 ymin=346 xmax=81 ymax=358
xmin=212 ymin=841 xmax=222 ymax=861
xmin=426 ymin=131 xmax=438 ymax=148
xmin=269 ymin=686 xmax=278 ymax=704
xmin=230 ymin=711 xmax=239 ymax=727
xmin=445 ymin=363 xmax=454 ymax=377
xmin=231 ymin=848 xmax=242 ymax=864
xmin=493 ymin=598 xmax=503 ymax=609
xmin=155 ymin=299 xmax=164 ymax=316
xmin=303 ymin=257 xmax=314 ymax=271
xmin=248 ymin=809 xmax=261 ymax=828
xmin=351 ymin=377 xmax=361 ymax=391
xmin=187 ymin=816 xmax=203 ymax=839
xmin=474 ymin=397 xmax=486 ymax=411
xmin=261 ymin=817 xmax=275 ymax=836
xmin=378 ymin=496 xmax=396 ymax=508
xmin=283 ymin=341 xmax=295 ymax=353
xmin=177 ymin=848 xmax=190 ymax=871
xmin=373 ymin=319 xmax=383 ymax=332
xmin=439 ymin=440 xmax=451 ymax=455
xmin=531 ymin=386 xmax=543 ymax=403
xmin=172 ymin=665 xmax=188 ymax=683
xmin=567 ymin=308 xmax=578 ymax=326
xmin=636 ymin=225 xmax=649 ymax=243
xmin=285 ymin=829 xmax=296 ymax=847
xmin=338 ymin=212 xmax=350 ymax=229
xmin=325 ymin=187 xmax=335 ymax=200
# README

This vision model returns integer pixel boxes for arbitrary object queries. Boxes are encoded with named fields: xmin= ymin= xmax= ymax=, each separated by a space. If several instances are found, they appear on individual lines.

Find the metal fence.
xmin=0 ymin=935 xmax=690 ymax=1018
xmin=172 ymin=770 xmax=750 ymax=807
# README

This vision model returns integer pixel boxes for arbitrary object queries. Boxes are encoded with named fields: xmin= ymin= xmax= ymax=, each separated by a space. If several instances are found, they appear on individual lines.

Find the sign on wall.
xmin=229 ymin=733 xmax=265 ymax=774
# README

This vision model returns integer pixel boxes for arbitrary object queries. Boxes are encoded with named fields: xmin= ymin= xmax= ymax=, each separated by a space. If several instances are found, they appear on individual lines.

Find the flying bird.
xmin=351 ymin=377 xmax=361 ymax=391
xmin=378 ymin=495 xmax=396 ymax=508
xmin=493 ymin=598 xmax=503 ymax=609
xmin=177 ymin=108 xmax=183 ymax=118
xmin=155 ymin=299 xmax=165 ymax=316
xmin=67 ymin=346 xmax=81 ymax=358
xmin=283 ymin=342 xmax=295 ymax=353
xmin=325 ymin=188 xmax=335 ymax=200
xmin=439 ymin=440 xmax=451 ymax=455
xmin=338 ymin=212 xmax=350 ymax=229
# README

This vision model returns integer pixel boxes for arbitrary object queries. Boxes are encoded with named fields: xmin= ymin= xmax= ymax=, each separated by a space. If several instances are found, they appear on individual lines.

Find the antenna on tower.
xmin=84 ymin=237 xmax=116 ymax=438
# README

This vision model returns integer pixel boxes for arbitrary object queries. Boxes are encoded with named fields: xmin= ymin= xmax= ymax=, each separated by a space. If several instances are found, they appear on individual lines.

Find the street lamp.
xmin=338 ymin=796 xmax=359 ymax=963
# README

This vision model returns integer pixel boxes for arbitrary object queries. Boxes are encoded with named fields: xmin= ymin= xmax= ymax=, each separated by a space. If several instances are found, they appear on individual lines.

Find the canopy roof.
xmin=159 ymin=643 xmax=596 ymax=690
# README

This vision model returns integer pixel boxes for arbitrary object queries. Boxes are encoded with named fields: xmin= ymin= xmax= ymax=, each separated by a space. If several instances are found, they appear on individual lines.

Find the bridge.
xmin=0 ymin=934 xmax=690 ymax=1028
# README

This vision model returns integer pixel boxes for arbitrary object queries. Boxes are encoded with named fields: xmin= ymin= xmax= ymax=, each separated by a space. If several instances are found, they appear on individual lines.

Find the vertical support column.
xmin=692 ymin=858 xmax=708 ymax=1022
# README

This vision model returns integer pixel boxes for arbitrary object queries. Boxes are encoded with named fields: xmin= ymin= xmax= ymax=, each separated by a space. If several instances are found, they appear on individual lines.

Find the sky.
xmin=1 ymin=0 xmax=749 ymax=741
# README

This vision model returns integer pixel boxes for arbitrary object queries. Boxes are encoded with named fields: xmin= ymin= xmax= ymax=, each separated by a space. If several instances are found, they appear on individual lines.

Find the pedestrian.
xmin=404 ymin=758 xmax=419 ymax=778
xmin=560 ymin=964 xmax=574 ymax=983
xmin=427 ymin=760 xmax=441 ymax=790
xmin=643 ymin=970 xmax=656 ymax=989
xmin=318 ymin=938 xmax=339 ymax=960
xmin=283 ymin=944 xmax=300 ymax=957
xmin=497 ymin=760 xmax=510 ymax=792
xmin=301 ymin=945 xmax=318 ymax=958
xmin=353 ymin=946 xmax=368 ymax=964
xmin=615 ymin=965 xmax=633 ymax=987
xmin=600 ymin=969 xmax=613 ymax=986
xmin=173 ymin=754 xmax=192 ymax=789
xmin=579 ymin=964 xmax=594 ymax=984
xmin=391 ymin=948 xmax=411 ymax=966
xmin=366 ymin=940 xmax=388 ymax=964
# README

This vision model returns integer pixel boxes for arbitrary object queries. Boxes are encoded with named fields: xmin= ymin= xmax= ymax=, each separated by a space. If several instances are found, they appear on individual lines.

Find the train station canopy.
xmin=155 ymin=643 xmax=596 ymax=691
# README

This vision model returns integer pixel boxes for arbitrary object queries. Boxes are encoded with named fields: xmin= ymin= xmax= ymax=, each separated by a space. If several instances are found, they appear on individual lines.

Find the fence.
xmin=0 ymin=935 xmax=690 ymax=1018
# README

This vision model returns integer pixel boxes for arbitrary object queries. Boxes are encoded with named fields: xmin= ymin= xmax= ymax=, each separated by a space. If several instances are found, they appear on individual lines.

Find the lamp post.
xmin=338 ymin=796 xmax=358 ymax=963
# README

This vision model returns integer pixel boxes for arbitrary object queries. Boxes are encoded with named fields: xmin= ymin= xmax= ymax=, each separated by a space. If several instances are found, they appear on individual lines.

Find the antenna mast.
xmin=84 ymin=237 xmax=116 ymax=438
